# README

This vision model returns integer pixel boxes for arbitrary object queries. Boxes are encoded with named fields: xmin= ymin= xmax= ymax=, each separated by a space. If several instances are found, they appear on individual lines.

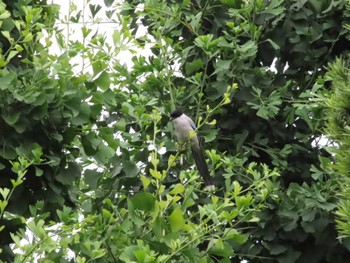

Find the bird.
xmin=170 ymin=110 xmax=215 ymax=190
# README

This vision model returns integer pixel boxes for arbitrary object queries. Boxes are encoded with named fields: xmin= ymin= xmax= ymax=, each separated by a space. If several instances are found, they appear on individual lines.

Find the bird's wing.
xmin=182 ymin=114 xmax=196 ymax=131
xmin=189 ymin=120 xmax=196 ymax=131
xmin=186 ymin=116 xmax=203 ymax=147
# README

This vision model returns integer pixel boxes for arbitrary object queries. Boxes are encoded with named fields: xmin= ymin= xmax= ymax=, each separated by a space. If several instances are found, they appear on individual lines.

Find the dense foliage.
xmin=0 ymin=0 xmax=84 ymax=260
xmin=1 ymin=0 xmax=350 ymax=262
xmin=325 ymin=57 xmax=350 ymax=238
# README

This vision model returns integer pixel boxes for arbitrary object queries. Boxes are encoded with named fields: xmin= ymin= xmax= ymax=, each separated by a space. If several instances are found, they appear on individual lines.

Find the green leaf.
xmin=56 ymin=162 xmax=81 ymax=185
xmin=190 ymin=12 xmax=202 ymax=32
xmin=169 ymin=184 xmax=185 ymax=195
xmin=27 ymin=219 xmax=45 ymax=239
xmin=208 ymin=239 xmax=234 ymax=257
xmin=0 ymin=188 xmax=10 ymax=200
xmin=265 ymin=38 xmax=280 ymax=50
xmin=0 ymin=200 xmax=8 ymax=211
xmin=262 ymin=242 xmax=288 ymax=255
xmin=0 ymin=56 xmax=8 ymax=67
xmin=0 ymin=145 xmax=16 ymax=159
xmin=120 ymin=245 xmax=138 ymax=262
xmin=95 ymin=143 xmax=115 ymax=163
xmin=2 ymin=111 xmax=20 ymax=125
xmin=104 ymin=0 xmax=114 ymax=7
xmin=72 ymin=103 xmax=91 ymax=125
xmin=56 ymin=206 xmax=73 ymax=222
xmin=115 ymin=118 xmax=126 ymax=131
xmin=81 ymin=26 xmax=92 ymax=38
xmin=131 ymin=192 xmax=156 ymax=211
xmin=82 ymin=132 xmax=101 ymax=156
xmin=0 ymin=9 xmax=10 ymax=19
xmin=2 ymin=31 xmax=13 ymax=44
xmin=32 ymin=103 xmax=48 ymax=120
xmin=84 ymin=169 xmax=102 ymax=188
xmin=194 ymin=34 xmax=214 ymax=51
xmin=99 ymin=127 xmax=119 ymax=148
xmin=238 ymin=40 xmax=257 ymax=57
xmin=259 ymin=0 xmax=285 ymax=16
xmin=6 ymin=50 xmax=19 ymax=62
xmin=94 ymin=71 xmax=110 ymax=91
xmin=22 ymin=32 xmax=33 ymax=42
xmin=123 ymin=160 xmax=139 ymax=177
xmin=10 ymin=179 xmax=23 ymax=188
xmin=167 ymin=154 xmax=176 ymax=168
xmin=213 ymin=59 xmax=232 ymax=75
xmin=89 ymin=4 xmax=102 ymax=18
xmin=185 ymin=59 xmax=203 ymax=75
xmin=133 ymin=250 xmax=147 ymax=262
xmin=169 ymin=207 xmax=185 ymax=232
xmin=31 ymin=143 xmax=43 ymax=162
xmin=0 ymin=70 xmax=16 ymax=89
xmin=35 ymin=166 xmax=43 ymax=177
xmin=140 ymin=175 xmax=151 ymax=189
xmin=149 ymin=168 xmax=162 ymax=180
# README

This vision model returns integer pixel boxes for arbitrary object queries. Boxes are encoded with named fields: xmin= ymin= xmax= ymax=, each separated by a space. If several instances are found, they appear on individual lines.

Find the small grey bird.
xmin=170 ymin=110 xmax=215 ymax=190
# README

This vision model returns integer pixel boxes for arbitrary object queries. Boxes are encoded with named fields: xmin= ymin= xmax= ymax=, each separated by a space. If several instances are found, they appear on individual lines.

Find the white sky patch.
xmin=48 ymin=0 xmax=153 ymax=73
xmin=312 ymin=134 xmax=333 ymax=149
xmin=268 ymin=57 xmax=289 ymax=73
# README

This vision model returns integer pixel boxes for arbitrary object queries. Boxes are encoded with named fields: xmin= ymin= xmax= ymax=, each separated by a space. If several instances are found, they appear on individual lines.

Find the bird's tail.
xmin=191 ymin=147 xmax=214 ymax=189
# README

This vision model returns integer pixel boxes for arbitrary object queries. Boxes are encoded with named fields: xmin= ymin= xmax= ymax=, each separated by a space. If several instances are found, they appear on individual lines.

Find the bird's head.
xmin=170 ymin=109 xmax=183 ymax=121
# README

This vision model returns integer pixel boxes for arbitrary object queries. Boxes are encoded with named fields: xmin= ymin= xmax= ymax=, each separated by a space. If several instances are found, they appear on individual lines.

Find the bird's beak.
xmin=169 ymin=116 xmax=173 ymax=121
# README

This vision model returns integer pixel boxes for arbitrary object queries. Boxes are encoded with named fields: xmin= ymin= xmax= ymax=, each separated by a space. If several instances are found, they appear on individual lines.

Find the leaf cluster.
xmin=324 ymin=57 xmax=350 ymax=239
xmin=1 ymin=0 xmax=350 ymax=262
xmin=121 ymin=0 xmax=350 ymax=261
xmin=11 ymin=159 xmax=280 ymax=262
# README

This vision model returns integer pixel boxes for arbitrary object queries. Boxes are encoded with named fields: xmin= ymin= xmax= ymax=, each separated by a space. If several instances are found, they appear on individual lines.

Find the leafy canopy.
xmin=1 ymin=0 xmax=350 ymax=262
